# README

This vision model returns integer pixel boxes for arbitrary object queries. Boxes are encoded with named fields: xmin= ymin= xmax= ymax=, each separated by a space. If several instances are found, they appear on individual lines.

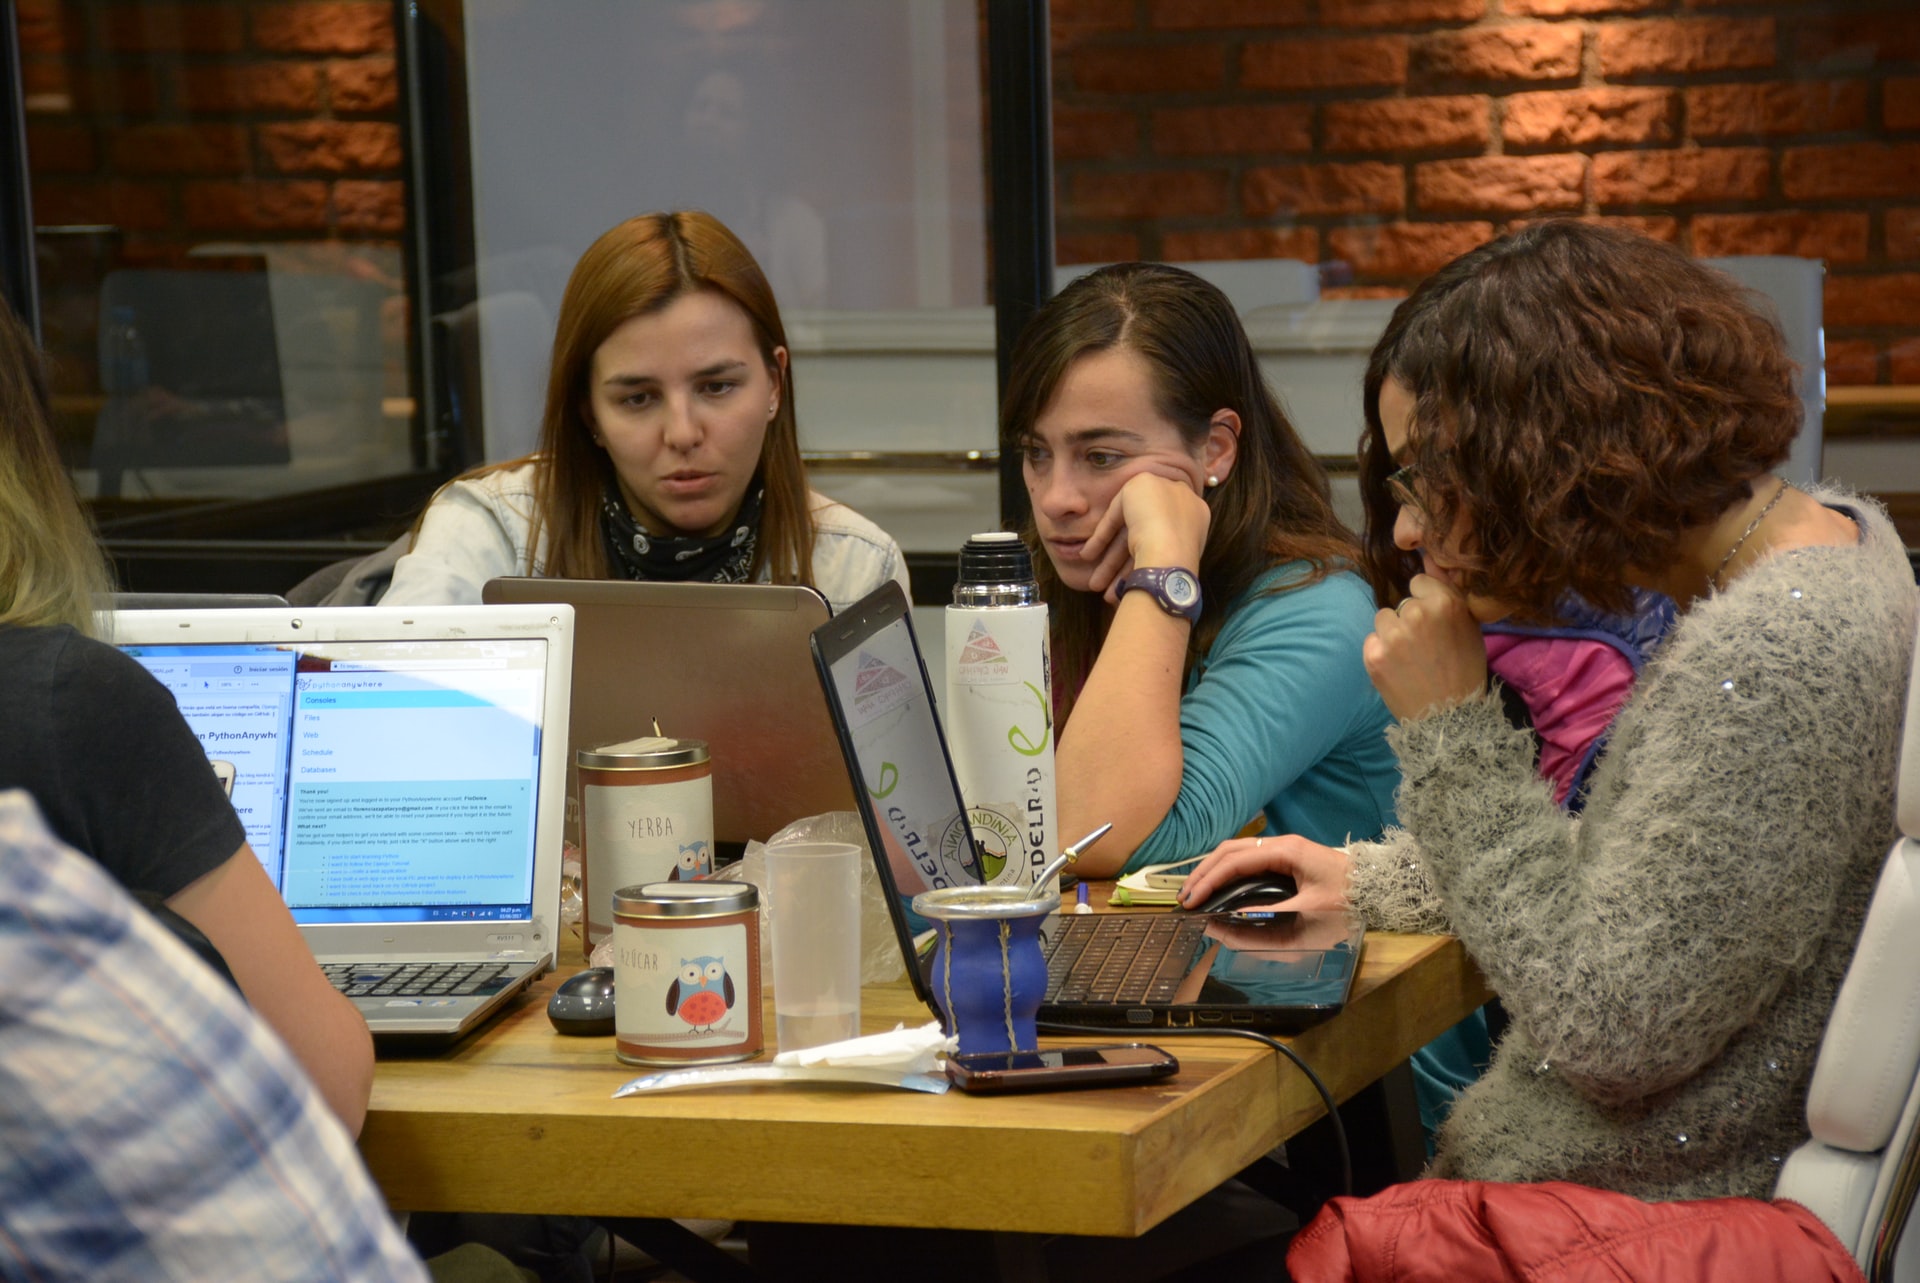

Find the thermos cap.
xmin=956 ymin=531 xmax=1036 ymax=594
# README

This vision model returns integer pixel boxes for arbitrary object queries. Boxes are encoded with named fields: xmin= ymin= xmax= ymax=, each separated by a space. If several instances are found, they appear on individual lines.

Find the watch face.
xmin=1164 ymin=570 xmax=1199 ymax=608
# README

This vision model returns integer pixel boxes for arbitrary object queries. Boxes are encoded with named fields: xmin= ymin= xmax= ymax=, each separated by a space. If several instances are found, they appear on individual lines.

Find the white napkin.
xmin=772 ymin=1021 xmax=953 ymax=1069
xmin=612 ymin=1022 xmax=956 ymax=1097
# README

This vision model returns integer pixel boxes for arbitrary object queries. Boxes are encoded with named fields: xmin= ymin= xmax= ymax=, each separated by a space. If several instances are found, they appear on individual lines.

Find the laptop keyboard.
xmin=322 ymin=961 xmax=513 ymax=999
xmin=1044 ymin=915 xmax=1210 ymax=1005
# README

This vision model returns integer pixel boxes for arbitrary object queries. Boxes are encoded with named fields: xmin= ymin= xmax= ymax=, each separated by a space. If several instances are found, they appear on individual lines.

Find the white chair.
xmin=1775 ymin=626 xmax=1920 ymax=1282
xmin=1701 ymin=255 xmax=1825 ymax=489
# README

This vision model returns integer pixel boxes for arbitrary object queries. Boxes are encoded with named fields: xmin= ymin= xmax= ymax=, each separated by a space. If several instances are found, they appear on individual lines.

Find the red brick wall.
xmin=19 ymin=0 xmax=403 ymax=260
xmin=1052 ymin=0 xmax=1919 ymax=386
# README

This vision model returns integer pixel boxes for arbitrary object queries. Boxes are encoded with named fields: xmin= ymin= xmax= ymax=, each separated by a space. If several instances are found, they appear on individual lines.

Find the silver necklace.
xmin=1711 ymin=478 xmax=1792 ymax=591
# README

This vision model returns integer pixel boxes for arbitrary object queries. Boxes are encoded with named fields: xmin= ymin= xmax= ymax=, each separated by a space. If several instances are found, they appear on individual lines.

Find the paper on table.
xmin=613 ymin=1022 xmax=956 ymax=1097
xmin=772 ymin=1021 xmax=952 ymax=1068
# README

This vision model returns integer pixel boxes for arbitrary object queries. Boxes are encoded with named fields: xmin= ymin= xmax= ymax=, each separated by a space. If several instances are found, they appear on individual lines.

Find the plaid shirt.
xmin=0 ymin=790 xmax=428 ymax=1282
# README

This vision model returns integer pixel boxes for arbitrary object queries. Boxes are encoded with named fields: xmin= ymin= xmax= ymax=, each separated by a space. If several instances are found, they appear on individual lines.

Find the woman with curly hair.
xmin=1182 ymin=220 xmax=1916 ymax=1202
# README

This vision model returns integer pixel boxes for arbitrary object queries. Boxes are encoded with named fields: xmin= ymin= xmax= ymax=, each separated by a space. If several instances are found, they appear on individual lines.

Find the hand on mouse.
xmin=1179 ymin=834 xmax=1350 ymax=914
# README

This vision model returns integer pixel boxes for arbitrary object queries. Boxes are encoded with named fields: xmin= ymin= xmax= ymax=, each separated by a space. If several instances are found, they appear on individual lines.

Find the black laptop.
xmin=810 ymin=582 xmax=1366 ymax=1034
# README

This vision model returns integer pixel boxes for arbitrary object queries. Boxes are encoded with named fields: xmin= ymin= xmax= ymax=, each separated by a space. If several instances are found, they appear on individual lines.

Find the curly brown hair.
xmin=1357 ymin=220 xmax=1802 ymax=620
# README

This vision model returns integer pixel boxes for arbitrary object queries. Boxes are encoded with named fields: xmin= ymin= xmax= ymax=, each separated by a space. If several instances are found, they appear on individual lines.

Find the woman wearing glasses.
xmin=1002 ymin=262 xmax=1399 ymax=881
xmin=1182 ymin=220 xmax=1915 ymax=1202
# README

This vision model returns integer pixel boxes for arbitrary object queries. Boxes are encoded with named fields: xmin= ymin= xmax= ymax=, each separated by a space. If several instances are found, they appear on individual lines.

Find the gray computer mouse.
xmin=1191 ymin=874 xmax=1299 ymax=915
xmin=547 ymin=967 xmax=616 ymax=1035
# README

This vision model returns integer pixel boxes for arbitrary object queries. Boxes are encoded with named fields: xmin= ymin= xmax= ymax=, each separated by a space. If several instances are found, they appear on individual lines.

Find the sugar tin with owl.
xmin=613 ymin=880 xmax=762 ymax=1065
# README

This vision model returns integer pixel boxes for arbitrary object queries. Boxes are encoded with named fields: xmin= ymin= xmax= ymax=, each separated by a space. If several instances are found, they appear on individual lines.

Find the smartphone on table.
xmin=944 ymin=1044 xmax=1178 ymax=1094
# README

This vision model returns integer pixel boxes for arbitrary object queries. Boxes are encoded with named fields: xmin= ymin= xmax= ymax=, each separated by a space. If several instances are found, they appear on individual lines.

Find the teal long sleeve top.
xmin=1119 ymin=565 xmax=1399 ymax=875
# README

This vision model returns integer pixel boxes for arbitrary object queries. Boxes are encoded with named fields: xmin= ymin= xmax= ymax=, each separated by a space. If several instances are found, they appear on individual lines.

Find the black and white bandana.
xmin=599 ymin=481 xmax=761 ymax=584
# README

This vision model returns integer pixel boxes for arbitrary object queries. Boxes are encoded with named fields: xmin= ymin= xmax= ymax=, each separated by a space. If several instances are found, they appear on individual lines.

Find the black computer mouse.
xmin=1191 ymin=874 xmax=1299 ymax=915
xmin=547 ymin=967 xmax=616 ymax=1036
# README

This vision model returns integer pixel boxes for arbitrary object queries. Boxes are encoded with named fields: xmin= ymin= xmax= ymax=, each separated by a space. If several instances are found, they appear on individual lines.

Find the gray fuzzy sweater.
xmin=1347 ymin=490 xmax=1918 ymax=1202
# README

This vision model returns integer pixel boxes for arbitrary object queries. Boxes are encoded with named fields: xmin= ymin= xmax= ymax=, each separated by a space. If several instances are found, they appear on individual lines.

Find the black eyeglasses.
xmin=1385 ymin=463 xmax=1422 ymax=512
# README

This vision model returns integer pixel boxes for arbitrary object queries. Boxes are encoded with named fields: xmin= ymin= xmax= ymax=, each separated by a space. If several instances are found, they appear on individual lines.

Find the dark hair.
xmin=1357 ymin=220 xmax=1801 ymax=619
xmin=1000 ymin=262 xmax=1357 ymax=724
xmin=440 ymin=210 xmax=815 ymax=585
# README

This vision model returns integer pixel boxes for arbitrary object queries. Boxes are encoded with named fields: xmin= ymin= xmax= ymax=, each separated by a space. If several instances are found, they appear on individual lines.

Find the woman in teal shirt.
xmin=1003 ymin=263 xmax=1484 ymax=1140
xmin=1001 ymin=262 xmax=1398 ymax=879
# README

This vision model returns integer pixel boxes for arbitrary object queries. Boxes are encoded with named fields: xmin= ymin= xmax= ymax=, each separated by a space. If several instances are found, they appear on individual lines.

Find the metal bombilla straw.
xmin=1027 ymin=823 xmax=1114 ymax=899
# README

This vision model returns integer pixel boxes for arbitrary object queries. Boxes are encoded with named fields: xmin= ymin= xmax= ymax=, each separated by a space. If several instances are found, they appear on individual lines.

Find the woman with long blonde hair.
xmin=0 ymin=296 xmax=374 ymax=1134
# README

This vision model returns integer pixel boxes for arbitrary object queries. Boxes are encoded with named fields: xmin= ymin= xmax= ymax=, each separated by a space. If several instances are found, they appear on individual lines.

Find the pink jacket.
xmin=1287 ymin=1180 xmax=1863 ymax=1283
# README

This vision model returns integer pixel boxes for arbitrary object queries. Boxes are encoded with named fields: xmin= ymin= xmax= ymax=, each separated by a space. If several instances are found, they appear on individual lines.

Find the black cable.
xmin=1035 ymin=1020 xmax=1353 ymax=1199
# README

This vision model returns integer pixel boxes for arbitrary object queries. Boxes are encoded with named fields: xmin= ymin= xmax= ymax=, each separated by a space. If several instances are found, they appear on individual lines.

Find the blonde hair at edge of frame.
xmin=0 ymin=299 xmax=115 ymax=636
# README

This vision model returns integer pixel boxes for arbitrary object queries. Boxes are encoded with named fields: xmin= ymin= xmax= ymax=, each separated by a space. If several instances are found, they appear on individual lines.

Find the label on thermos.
xmin=944 ymin=605 xmax=1057 ymax=889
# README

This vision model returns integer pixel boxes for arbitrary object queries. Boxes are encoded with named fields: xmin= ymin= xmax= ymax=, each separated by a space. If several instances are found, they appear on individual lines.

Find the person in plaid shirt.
xmin=0 ymin=789 xmax=429 ymax=1283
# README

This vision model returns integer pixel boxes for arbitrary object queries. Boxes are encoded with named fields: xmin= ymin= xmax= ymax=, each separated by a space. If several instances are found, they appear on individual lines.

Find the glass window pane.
xmin=453 ymin=0 xmax=1000 ymax=567
xmin=17 ymin=0 xmax=422 ymax=519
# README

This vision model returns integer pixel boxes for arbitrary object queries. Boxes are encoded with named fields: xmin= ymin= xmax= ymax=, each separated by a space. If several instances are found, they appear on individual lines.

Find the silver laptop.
xmin=481 ymin=578 xmax=853 ymax=851
xmin=110 ymin=604 xmax=574 ymax=1040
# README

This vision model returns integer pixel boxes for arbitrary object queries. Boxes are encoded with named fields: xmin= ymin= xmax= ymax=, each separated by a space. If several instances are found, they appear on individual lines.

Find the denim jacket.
xmin=380 ymin=461 xmax=911 ymax=612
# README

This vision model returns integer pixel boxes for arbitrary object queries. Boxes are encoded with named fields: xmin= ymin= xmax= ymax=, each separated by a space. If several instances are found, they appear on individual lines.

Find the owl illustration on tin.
xmin=671 ymin=840 xmax=712 ymax=881
xmin=666 ymin=955 xmax=733 ymax=1032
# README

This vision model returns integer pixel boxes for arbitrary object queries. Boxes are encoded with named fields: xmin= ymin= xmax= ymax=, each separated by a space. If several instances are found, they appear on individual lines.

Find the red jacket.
xmin=1287 ymin=1180 xmax=1863 ymax=1283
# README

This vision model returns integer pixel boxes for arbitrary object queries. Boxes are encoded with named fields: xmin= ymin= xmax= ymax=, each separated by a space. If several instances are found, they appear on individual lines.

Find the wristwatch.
xmin=1114 ymin=567 xmax=1203 ymax=623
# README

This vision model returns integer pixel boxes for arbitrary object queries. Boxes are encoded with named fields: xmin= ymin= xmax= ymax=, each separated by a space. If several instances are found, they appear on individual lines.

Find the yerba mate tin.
xmin=613 ymin=881 xmax=762 ymax=1066
xmin=577 ymin=736 xmax=713 ymax=958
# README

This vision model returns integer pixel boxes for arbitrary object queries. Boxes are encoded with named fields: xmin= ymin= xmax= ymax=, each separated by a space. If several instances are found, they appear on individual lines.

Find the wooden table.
xmin=360 ymin=929 xmax=1488 ymax=1239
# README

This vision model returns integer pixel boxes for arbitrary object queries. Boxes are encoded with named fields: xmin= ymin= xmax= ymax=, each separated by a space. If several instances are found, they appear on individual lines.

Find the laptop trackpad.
xmin=1179 ymin=912 xmax=1364 ymax=1009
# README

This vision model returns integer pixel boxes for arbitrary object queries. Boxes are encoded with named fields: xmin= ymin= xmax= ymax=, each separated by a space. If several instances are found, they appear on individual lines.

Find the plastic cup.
xmin=765 ymin=841 xmax=863 ymax=1052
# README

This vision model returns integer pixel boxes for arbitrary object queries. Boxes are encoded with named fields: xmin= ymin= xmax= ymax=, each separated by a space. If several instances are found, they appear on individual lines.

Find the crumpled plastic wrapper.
xmin=612 ymin=1021 xmax=955 ymax=1096
xmin=717 ymin=811 xmax=906 ymax=985
xmin=586 ymin=811 xmax=905 ymax=985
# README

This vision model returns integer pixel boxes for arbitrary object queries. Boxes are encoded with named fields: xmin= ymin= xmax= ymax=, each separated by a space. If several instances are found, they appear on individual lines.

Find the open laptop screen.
xmin=812 ymin=588 xmax=982 ymax=918
xmin=120 ymin=634 xmax=550 ymax=926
